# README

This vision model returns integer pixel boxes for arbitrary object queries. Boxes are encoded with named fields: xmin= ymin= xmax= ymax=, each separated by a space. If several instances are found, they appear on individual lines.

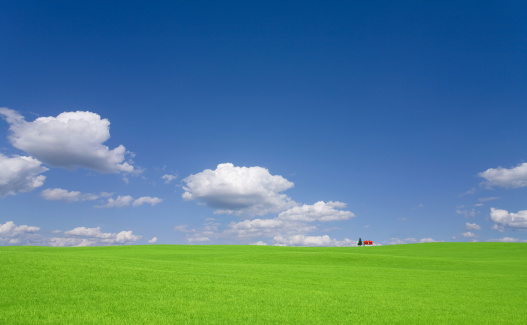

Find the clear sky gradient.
xmin=1 ymin=0 xmax=527 ymax=246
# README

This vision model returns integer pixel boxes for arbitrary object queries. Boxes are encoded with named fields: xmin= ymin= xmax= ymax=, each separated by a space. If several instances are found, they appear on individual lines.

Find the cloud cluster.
xmin=48 ymin=226 xmax=142 ymax=246
xmin=0 ymin=221 xmax=40 ymax=245
xmin=273 ymin=235 xmax=355 ymax=247
xmin=490 ymin=208 xmax=527 ymax=229
xmin=182 ymin=163 xmax=296 ymax=216
xmin=478 ymin=163 xmax=527 ymax=188
xmin=0 ymin=108 xmax=136 ymax=174
xmin=182 ymin=201 xmax=356 ymax=246
xmin=0 ymin=153 xmax=48 ymax=197
xmin=95 ymin=195 xmax=162 ymax=208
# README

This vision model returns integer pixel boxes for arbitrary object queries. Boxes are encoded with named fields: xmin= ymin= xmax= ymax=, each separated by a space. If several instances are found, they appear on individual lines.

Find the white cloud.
xmin=182 ymin=163 xmax=296 ymax=216
xmin=148 ymin=237 xmax=158 ymax=243
xmin=465 ymin=222 xmax=481 ymax=230
xmin=0 ymin=221 xmax=40 ymax=245
xmin=419 ymin=238 xmax=437 ymax=243
xmin=184 ymin=200 xmax=356 ymax=245
xmin=478 ymin=163 xmax=527 ymax=188
xmin=132 ymin=196 xmax=163 ymax=207
xmin=41 ymin=188 xmax=99 ymax=202
xmin=49 ymin=237 xmax=96 ymax=247
xmin=273 ymin=235 xmax=355 ymax=247
xmin=277 ymin=201 xmax=354 ymax=222
xmin=462 ymin=231 xmax=476 ymax=238
xmin=95 ymin=195 xmax=162 ymax=208
xmin=490 ymin=208 xmax=527 ymax=229
xmin=64 ymin=226 xmax=141 ymax=244
xmin=0 ymin=108 xmax=137 ymax=174
xmin=162 ymin=174 xmax=178 ymax=184
xmin=0 ymin=153 xmax=48 ymax=197
xmin=250 ymin=241 xmax=267 ymax=245
xmin=95 ymin=195 xmax=134 ymax=208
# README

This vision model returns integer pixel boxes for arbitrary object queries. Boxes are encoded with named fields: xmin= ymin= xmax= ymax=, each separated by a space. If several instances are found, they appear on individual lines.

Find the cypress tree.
xmin=358 ymin=237 xmax=362 ymax=246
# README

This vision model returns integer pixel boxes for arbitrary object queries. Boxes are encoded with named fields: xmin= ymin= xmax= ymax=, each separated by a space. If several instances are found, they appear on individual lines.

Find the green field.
xmin=1 ymin=243 xmax=526 ymax=324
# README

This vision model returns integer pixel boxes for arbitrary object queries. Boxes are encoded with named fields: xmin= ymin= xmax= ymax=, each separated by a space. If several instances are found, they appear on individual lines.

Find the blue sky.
xmin=1 ymin=0 xmax=527 ymax=246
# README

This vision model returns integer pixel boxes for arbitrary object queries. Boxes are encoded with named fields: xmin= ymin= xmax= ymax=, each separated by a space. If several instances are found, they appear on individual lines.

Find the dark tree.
xmin=358 ymin=237 xmax=362 ymax=246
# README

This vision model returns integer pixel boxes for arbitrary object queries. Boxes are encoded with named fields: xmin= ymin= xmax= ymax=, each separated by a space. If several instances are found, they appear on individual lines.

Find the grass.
xmin=1 ymin=243 xmax=526 ymax=324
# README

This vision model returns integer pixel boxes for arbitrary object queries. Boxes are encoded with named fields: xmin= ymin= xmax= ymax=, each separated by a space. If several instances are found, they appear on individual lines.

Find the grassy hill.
xmin=1 ymin=243 xmax=526 ymax=324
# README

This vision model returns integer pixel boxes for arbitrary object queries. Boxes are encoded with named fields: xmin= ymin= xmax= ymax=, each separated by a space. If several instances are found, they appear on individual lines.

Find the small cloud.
xmin=162 ymin=174 xmax=178 ymax=184
xmin=0 ymin=153 xmax=48 ymax=198
xmin=148 ymin=237 xmax=158 ymax=244
xmin=462 ymin=231 xmax=476 ymax=238
xmin=250 ymin=241 xmax=267 ymax=245
xmin=95 ymin=195 xmax=162 ymax=208
xmin=460 ymin=187 xmax=477 ymax=196
xmin=465 ymin=222 xmax=481 ymax=230
xmin=41 ymin=188 xmax=99 ymax=202
xmin=188 ymin=236 xmax=210 ymax=243
xmin=479 ymin=163 xmax=527 ymax=188
xmin=132 ymin=196 xmax=162 ymax=207
xmin=478 ymin=197 xmax=499 ymax=202
xmin=95 ymin=195 xmax=134 ymax=208
xmin=492 ymin=224 xmax=505 ymax=232
xmin=456 ymin=208 xmax=478 ymax=218
xmin=174 ymin=225 xmax=190 ymax=232
xmin=412 ymin=203 xmax=424 ymax=210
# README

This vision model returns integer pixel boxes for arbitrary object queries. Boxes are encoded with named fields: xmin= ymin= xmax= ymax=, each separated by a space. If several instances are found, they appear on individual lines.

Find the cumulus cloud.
xmin=63 ymin=226 xmax=142 ymax=244
xmin=250 ymin=241 xmax=267 ymax=245
xmin=490 ymin=208 xmax=527 ymax=229
xmin=465 ymin=222 xmax=481 ymax=230
xmin=95 ymin=195 xmax=162 ymax=208
xmin=41 ymin=188 xmax=99 ymax=202
xmin=0 ymin=153 xmax=48 ymax=197
xmin=0 ymin=221 xmax=40 ymax=245
xmin=0 ymin=108 xmax=137 ymax=174
xmin=478 ymin=163 xmax=527 ymax=188
xmin=277 ymin=201 xmax=354 ymax=222
xmin=148 ymin=237 xmax=158 ymax=243
xmin=162 ymin=174 xmax=177 ymax=184
xmin=182 ymin=163 xmax=296 ymax=216
xmin=462 ymin=231 xmax=476 ymax=238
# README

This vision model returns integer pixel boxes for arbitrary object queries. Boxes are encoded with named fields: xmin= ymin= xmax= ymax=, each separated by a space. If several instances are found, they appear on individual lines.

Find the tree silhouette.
xmin=358 ymin=237 xmax=362 ymax=246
